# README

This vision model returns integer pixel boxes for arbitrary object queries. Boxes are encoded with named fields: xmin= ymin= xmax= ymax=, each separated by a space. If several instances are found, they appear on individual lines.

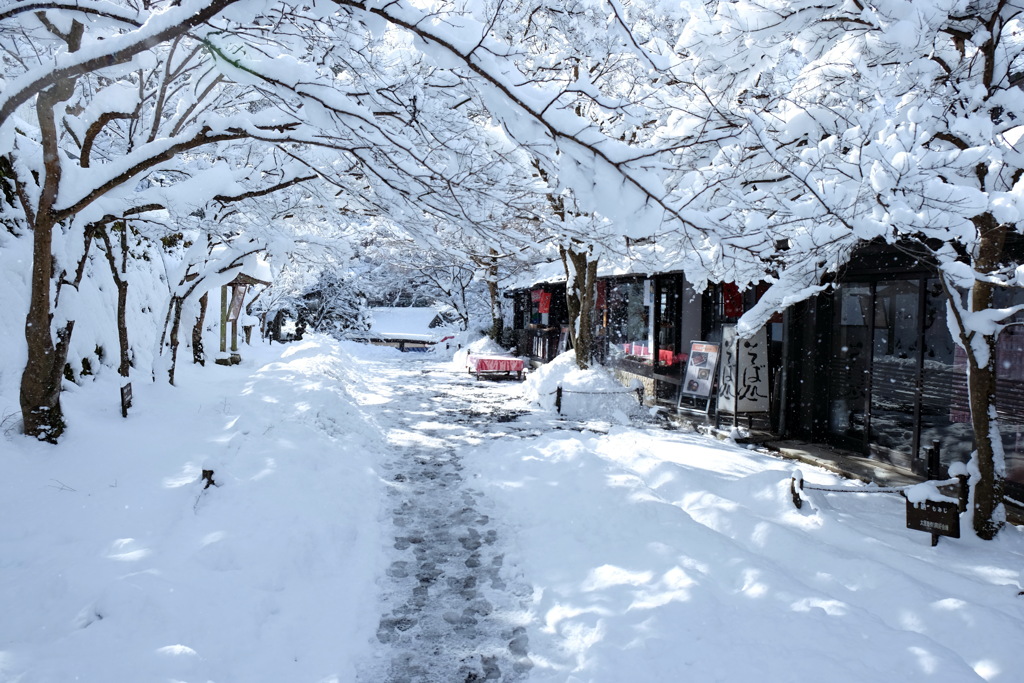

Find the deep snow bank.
xmin=471 ymin=423 xmax=1024 ymax=682
xmin=0 ymin=336 xmax=384 ymax=682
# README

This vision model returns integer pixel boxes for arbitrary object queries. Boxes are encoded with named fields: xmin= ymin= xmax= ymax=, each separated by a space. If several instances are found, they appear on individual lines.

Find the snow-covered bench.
xmin=466 ymin=354 xmax=524 ymax=381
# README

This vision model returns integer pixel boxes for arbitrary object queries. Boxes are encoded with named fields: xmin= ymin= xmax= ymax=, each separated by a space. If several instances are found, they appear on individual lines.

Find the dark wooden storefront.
xmin=784 ymin=244 xmax=1024 ymax=497
xmin=512 ymin=284 xmax=569 ymax=364
xmin=509 ymin=246 xmax=1024 ymax=500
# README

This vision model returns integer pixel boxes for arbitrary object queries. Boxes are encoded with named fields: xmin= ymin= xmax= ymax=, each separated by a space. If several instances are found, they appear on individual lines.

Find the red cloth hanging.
xmin=538 ymin=291 xmax=552 ymax=314
xmin=723 ymin=283 xmax=743 ymax=318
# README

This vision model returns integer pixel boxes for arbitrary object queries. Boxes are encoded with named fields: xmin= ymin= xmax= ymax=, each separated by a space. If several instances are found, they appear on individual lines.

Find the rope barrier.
xmin=797 ymin=477 xmax=960 ymax=496
xmin=548 ymin=388 xmax=639 ymax=395
xmin=552 ymin=384 xmax=644 ymax=414
xmin=790 ymin=469 xmax=969 ymax=544
xmin=799 ymin=484 xmax=908 ymax=495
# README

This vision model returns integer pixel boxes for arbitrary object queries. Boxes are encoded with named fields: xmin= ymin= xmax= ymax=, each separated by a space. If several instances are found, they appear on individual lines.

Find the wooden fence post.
xmin=927 ymin=439 xmax=942 ymax=481
xmin=790 ymin=473 xmax=804 ymax=510
xmin=958 ymin=474 xmax=969 ymax=514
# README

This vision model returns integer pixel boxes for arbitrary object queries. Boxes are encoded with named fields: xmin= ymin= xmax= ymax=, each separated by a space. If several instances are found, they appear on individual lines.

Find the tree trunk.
xmin=192 ymin=293 xmax=208 ymax=366
xmin=167 ymin=296 xmax=185 ymax=385
xmin=966 ymin=214 xmax=1008 ymax=539
xmin=488 ymin=279 xmax=504 ymax=343
xmin=19 ymin=24 xmax=84 ymax=441
xmin=20 ymin=213 xmax=69 ymax=439
xmin=115 ymin=273 xmax=130 ymax=377
xmin=20 ymin=77 xmax=77 ymax=440
xmin=97 ymin=224 xmax=132 ymax=377
xmin=560 ymin=244 xmax=598 ymax=369
xmin=483 ymin=250 xmax=504 ymax=343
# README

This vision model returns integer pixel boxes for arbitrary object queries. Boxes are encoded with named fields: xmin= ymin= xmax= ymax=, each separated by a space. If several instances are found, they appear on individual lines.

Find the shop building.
xmin=508 ymin=242 xmax=1024 ymax=499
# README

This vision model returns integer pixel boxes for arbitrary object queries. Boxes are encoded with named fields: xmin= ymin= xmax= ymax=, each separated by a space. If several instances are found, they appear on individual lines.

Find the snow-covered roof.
xmin=506 ymin=241 xmax=693 ymax=291
xmin=362 ymin=307 xmax=452 ymax=343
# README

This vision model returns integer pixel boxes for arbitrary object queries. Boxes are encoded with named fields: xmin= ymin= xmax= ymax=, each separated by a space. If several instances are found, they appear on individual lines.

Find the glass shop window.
xmin=606 ymin=279 xmax=652 ymax=362
xmin=655 ymin=276 xmax=684 ymax=368
xmin=530 ymin=289 xmax=552 ymax=326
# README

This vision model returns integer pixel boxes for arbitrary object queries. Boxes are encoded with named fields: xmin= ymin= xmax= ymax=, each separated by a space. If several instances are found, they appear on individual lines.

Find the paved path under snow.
xmin=357 ymin=356 xmax=538 ymax=683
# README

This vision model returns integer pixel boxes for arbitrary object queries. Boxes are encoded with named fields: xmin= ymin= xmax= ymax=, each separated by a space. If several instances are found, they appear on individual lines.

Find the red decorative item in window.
xmin=723 ymin=283 xmax=743 ymax=318
xmin=538 ymin=291 xmax=552 ymax=314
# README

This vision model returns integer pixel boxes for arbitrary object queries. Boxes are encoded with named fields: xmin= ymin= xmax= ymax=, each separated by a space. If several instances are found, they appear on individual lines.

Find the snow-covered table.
xmin=466 ymin=354 xmax=525 ymax=381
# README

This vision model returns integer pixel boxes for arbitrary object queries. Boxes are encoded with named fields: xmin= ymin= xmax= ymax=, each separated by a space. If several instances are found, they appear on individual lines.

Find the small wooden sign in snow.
xmin=120 ymin=382 xmax=133 ymax=418
xmin=906 ymin=499 xmax=960 ymax=539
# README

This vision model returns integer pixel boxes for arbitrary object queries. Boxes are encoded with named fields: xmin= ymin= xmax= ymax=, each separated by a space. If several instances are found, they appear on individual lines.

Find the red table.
xmin=467 ymin=354 xmax=525 ymax=380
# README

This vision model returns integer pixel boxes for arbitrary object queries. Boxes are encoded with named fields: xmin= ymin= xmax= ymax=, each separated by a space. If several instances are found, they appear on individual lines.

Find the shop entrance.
xmin=814 ymin=277 xmax=970 ymax=470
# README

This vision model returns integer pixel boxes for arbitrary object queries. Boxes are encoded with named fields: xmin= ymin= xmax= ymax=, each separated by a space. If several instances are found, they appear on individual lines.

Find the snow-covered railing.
xmin=789 ymin=466 xmax=970 ymax=546
xmin=552 ymin=384 xmax=644 ymax=415
xmin=789 ymin=471 xmax=964 ymax=505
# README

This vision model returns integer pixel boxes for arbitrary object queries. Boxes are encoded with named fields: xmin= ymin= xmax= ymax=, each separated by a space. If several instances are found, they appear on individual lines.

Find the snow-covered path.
xmin=357 ymin=357 xmax=536 ymax=682
xmin=5 ymin=337 xmax=1024 ymax=683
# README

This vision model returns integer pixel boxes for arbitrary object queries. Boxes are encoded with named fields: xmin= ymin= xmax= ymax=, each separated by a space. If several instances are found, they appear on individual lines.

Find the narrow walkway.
xmin=358 ymin=357 xmax=536 ymax=683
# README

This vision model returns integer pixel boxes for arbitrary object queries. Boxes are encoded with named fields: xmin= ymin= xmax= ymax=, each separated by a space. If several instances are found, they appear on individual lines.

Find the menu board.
xmin=680 ymin=341 xmax=721 ymax=397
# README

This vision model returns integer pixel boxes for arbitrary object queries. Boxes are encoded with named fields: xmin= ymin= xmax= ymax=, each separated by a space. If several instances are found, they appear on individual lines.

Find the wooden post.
xmin=928 ymin=439 xmax=942 ymax=481
xmin=928 ymin=440 xmax=942 ymax=546
xmin=790 ymin=474 xmax=804 ymax=510
xmin=555 ymin=385 xmax=562 ymax=415
xmin=733 ymin=332 xmax=740 ymax=430
xmin=219 ymin=285 xmax=228 ymax=354
xmin=119 ymin=382 xmax=132 ymax=418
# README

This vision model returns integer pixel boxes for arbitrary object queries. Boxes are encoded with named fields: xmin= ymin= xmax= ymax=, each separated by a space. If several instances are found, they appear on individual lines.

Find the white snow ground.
xmin=3 ymin=336 xmax=1024 ymax=682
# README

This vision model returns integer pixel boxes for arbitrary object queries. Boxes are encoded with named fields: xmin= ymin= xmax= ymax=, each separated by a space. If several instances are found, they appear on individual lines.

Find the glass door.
xmin=654 ymin=275 xmax=682 ymax=377
xmin=868 ymin=280 xmax=922 ymax=459
xmin=828 ymin=284 xmax=872 ymax=448
xmin=825 ymin=278 xmax=932 ymax=463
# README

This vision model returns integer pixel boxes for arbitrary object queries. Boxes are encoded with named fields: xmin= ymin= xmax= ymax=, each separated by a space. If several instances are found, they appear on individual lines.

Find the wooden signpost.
xmin=906 ymin=499 xmax=961 ymax=542
xmin=120 ymin=382 xmax=133 ymax=418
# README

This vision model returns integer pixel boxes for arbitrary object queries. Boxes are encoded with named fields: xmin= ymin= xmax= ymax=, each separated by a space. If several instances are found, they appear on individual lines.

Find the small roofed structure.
xmin=352 ymin=307 xmax=456 ymax=352
xmin=214 ymin=256 xmax=271 ymax=365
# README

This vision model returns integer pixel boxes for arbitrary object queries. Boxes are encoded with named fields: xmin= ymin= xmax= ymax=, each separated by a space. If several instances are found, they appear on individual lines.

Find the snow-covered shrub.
xmin=523 ymin=351 xmax=642 ymax=422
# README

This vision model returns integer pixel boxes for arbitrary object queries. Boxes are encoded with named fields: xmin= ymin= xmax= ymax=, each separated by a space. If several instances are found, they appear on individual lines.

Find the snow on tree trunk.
xmin=963 ymin=215 xmax=1008 ymax=539
xmin=483 ymin=250 xmax=504 ymax=344
xmin=21 ymin=41 xmax=81 ymax=441
xmin=560 ymin=244 xmax=598 ymax=370
xmin=192 ymin=293 xmax=209 ymax=367
xmin=20 ymin=209 xmax=69 ymax=441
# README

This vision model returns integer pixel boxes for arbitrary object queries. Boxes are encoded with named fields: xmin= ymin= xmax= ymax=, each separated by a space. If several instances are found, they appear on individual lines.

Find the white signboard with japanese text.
xmin=718 ymin=325 xmax=770 ymax=414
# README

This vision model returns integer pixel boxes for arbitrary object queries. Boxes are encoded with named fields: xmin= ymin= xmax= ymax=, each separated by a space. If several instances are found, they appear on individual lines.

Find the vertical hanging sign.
xmin=718 ymin=325 xmax=770 ymax=414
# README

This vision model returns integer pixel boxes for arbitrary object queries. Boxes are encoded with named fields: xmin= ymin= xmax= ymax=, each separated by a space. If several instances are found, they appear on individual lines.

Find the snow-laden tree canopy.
xmin=1 ymin=0 xmax=696 ymax=441
xmin=4 ymin=0 xmax=1024 ymax=537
